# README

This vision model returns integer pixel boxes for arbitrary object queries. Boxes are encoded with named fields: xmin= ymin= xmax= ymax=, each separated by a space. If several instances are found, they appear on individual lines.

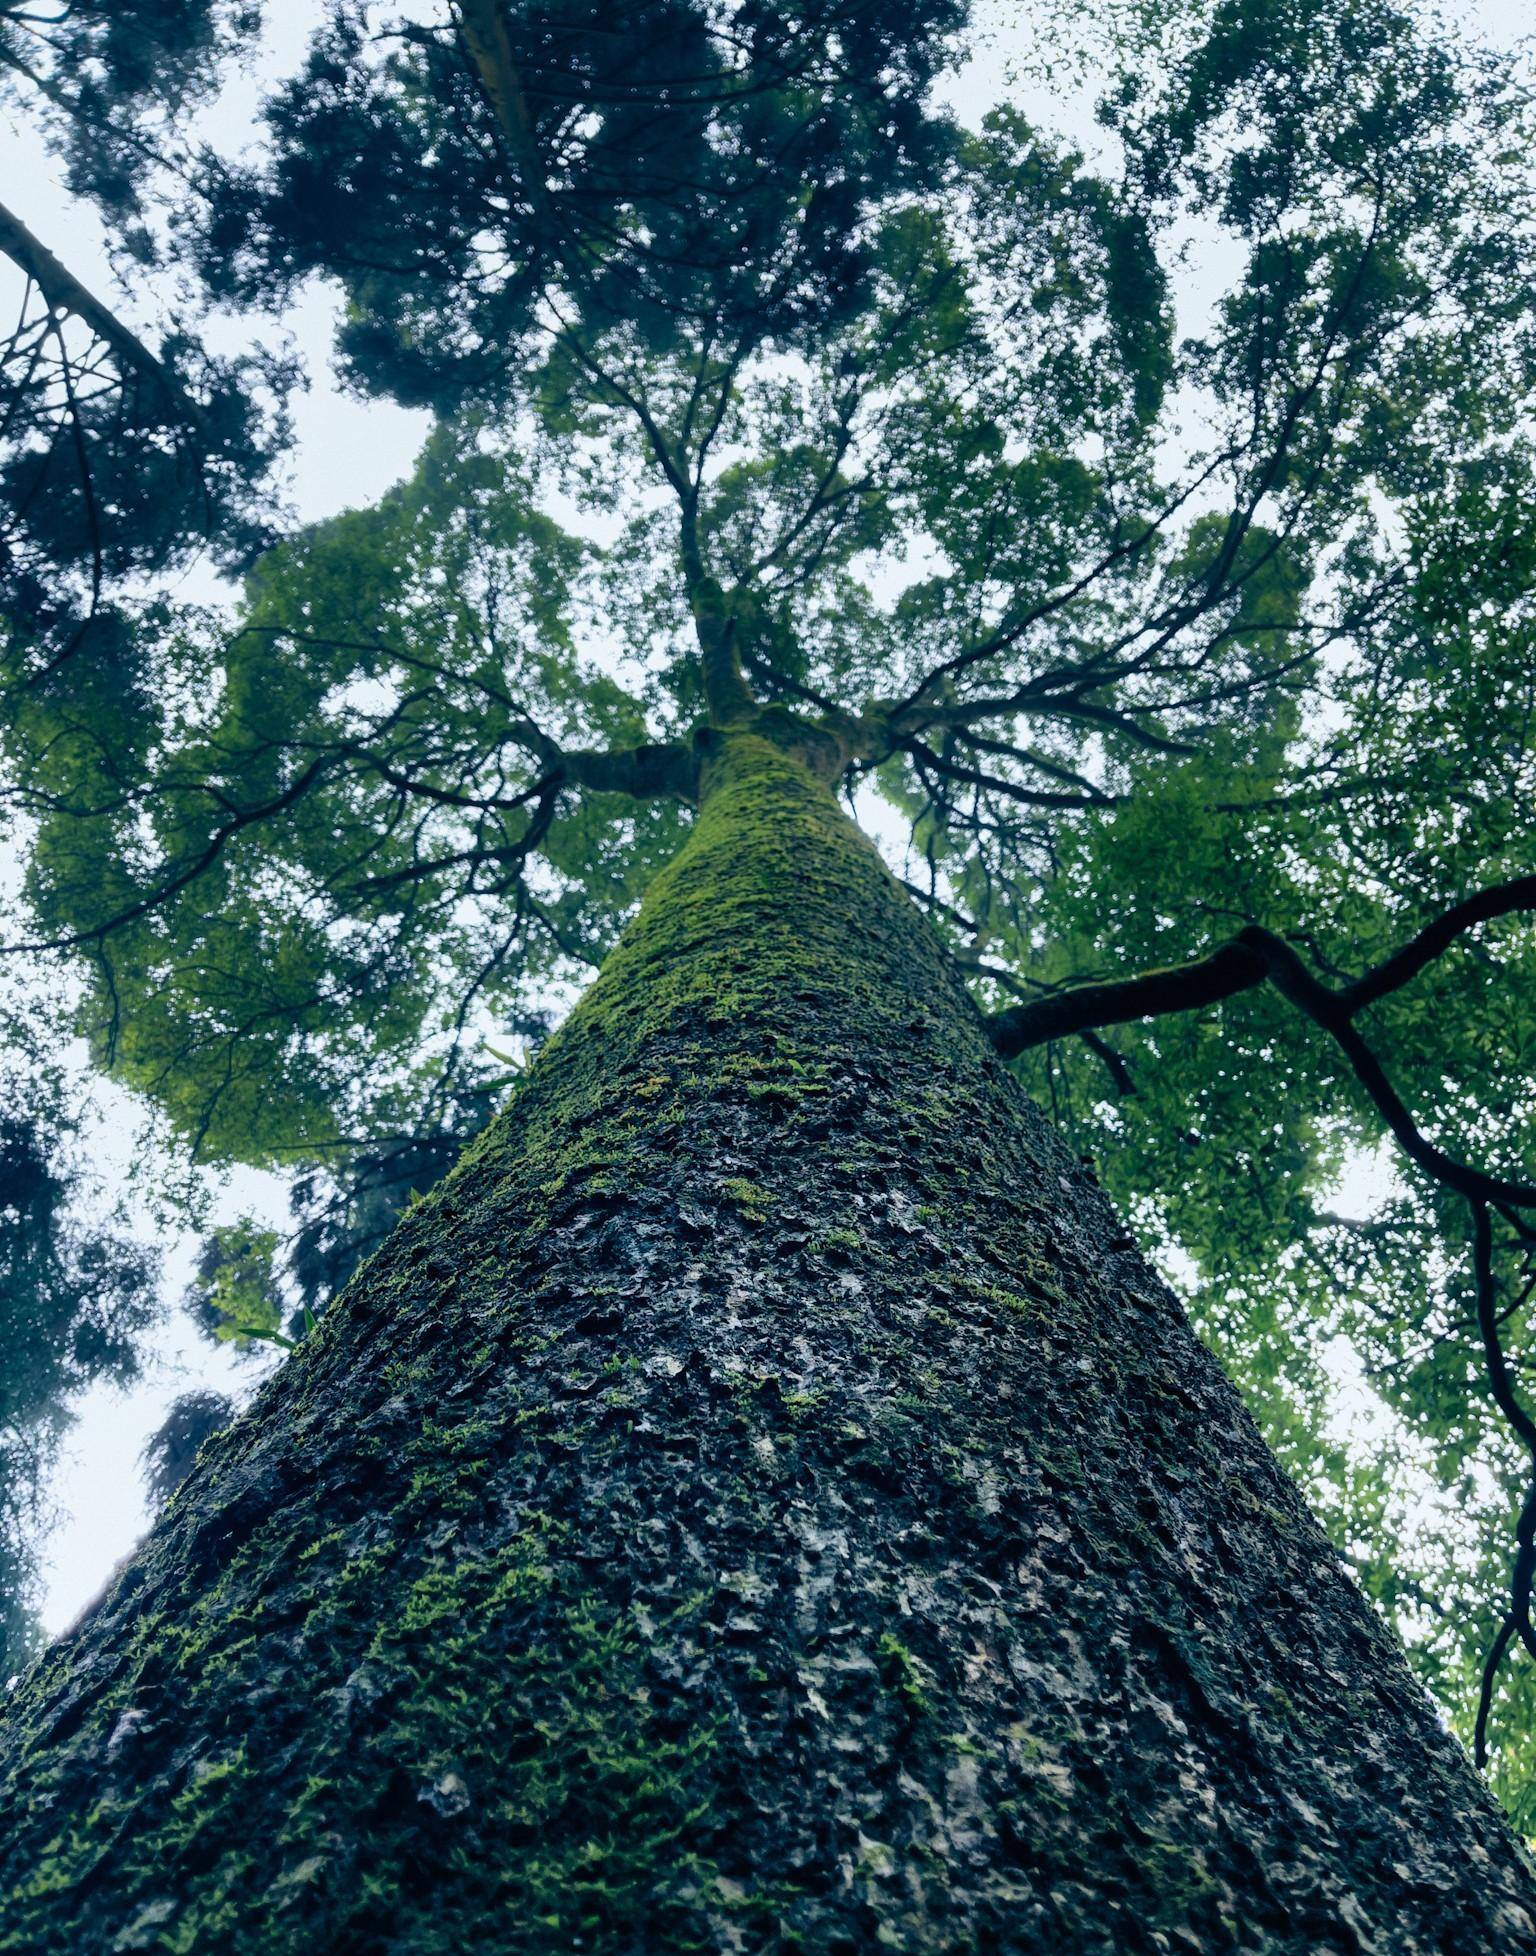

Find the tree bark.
xmin=1 ymin=731 xmax=1532 ymax=1953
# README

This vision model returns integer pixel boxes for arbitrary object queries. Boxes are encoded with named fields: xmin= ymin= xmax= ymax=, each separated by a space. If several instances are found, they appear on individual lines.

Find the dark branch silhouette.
xmin=981 ymin=875 xmax=1536 ymax=1744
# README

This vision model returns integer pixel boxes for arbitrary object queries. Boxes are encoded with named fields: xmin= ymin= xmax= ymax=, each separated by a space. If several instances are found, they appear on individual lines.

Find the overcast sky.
xmin=1 ymin=0 xmax=1526 ymax=1643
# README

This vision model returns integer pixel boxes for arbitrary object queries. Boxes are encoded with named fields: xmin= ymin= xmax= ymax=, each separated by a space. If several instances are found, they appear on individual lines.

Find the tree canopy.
xmin=0 ymin=0 xmax=285 ymax=675
xmin=4 ymin=0 xmax=1536 ymax=1820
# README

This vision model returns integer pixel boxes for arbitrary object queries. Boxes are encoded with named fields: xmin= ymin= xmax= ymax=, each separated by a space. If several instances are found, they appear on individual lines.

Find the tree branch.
xmin=983 ymin=940 xmax=1269 ymax=1053
xmin=452 ymin=0 xmax=556 ymax=230
xmin=1471 ymin=1199 xmax=1536 ymax=1769
xmin=561 ymin=742 xmax=697 ymax=802
xmin=986 ymin=890 xmax=1536 ymax=1208
xmin=976 ymin=875 xmax=1536 ymax=1772
xmin=0 ymin=196 xmax=195 ymax=418
xmin=1343 ymin=876 xmax=1536 ymax=1016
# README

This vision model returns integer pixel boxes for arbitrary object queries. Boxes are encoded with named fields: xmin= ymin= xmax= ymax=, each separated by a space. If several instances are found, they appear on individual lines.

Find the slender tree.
xmin=0 ymin=0 xmax=286 ymax=1673
xmin=3 ymin=0 xmax=1536 ymax=1945
xmin=0 ymin=1021 xmax=159 ymax=1675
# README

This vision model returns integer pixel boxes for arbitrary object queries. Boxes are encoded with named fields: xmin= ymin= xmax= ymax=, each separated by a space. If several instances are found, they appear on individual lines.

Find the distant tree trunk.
xmin=2 ymin=730 xmax=1532 ymax=1954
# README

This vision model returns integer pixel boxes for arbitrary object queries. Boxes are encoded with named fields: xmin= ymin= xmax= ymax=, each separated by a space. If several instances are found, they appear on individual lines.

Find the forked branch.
xmin=979 ymin=873 xmax=1536 ymax=1770
xmin=0 ymin=197 xmax=198 ymax=419
xmin=983 ymin=876 xmax=1536 ymax=1207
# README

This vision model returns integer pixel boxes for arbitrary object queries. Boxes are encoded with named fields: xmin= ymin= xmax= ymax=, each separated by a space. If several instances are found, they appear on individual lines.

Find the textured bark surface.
xmin=2 ymin=732 xmax=1533 ymax=1953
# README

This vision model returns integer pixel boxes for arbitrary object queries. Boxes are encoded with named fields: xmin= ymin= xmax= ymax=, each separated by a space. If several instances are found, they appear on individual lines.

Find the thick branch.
xmin=562 ymin=742 xmax=697 ymax=802
xmin=453 ymin=7 xmax=752 ymax=728
xmin=675 ymin=489 xmax=755 ymax=725
xmin=984 ymin=942 xmax=1268 ymax=1054
xmin=901 ymin=736 xmax=1118 ymax=812
xmin=982 ymin=878 xmax=1536 ymax=1211
xmin=955 ymin=950 xmax=1137 ymax=1097
xmin=0 ymin=197 xmax=192 ymax=415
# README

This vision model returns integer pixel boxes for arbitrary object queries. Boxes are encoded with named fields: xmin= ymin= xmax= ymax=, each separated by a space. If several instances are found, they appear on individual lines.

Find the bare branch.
xmin=0 ymin=196 xmax=195 ymax=417
xmin=984 ymin=940 xmax=1268 ymax=1052
xmin=982 ymin=880 xmax=1536 ymax=1210
xmin=1344 ymin=876 xmax=1536 ymax=1016
xmin=1470 ymin=1201 xmax=1536 ymax=1768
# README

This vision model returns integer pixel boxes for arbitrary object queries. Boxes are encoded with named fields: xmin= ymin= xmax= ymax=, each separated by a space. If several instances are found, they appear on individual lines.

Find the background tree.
xmin=3 ymin=0 xmax=1536 ymax=1943
xmin=0 ymin=0 xmax=293 ymax=1664
xmin=139 ymin=1388 xmax=233 ymax=1510
xmin=140 ymin=1088 xmax=498 ymax=1508
xmin=0 ymin=1011 xmax=158 ymax=1673
xmin=0 ymin=0 xmax=285 ymax=678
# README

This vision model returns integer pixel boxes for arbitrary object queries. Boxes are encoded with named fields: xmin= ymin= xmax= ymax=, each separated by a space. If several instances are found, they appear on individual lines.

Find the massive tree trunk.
xmin=2 ymin=730 xmax=1532 ymax=1953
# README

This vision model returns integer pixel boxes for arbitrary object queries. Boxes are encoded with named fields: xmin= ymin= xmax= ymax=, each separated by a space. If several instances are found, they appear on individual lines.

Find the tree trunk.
xmin=2 ymin=731 xmax=1532 ymax=1954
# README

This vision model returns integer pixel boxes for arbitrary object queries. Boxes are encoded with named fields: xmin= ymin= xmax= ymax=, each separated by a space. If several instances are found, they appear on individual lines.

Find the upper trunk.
xmin=2 ymin=733 xmax=1532 ymax=1953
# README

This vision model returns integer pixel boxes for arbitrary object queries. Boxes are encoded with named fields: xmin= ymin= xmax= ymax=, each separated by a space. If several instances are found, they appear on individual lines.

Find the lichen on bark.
xmin=1 ymin=731 xmax=1533 ymax=1953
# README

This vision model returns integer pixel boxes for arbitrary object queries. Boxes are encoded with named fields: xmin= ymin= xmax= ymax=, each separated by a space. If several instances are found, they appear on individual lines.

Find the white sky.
xmin=0 ymin=0 xmax=1525 ymax=1643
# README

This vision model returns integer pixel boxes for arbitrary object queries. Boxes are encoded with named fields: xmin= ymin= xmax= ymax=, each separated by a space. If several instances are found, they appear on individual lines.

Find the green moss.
xmin=809 ymin=1226 xmax=862 ymax=1255
xmin=4 ymin=729 xmax=1511 ymax=1952
xmin=433 ymin=734 xmax=992 ymax=1272
xmin=719 ymin=1176 xmax=775 ymax=1221
xmin=877 ymin=1632 xmax=932 ymax=1715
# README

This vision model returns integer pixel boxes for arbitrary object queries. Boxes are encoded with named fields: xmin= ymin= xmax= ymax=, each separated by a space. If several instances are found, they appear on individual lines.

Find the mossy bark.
xmin=2 ymin=733 xmax=1533 ymax=1953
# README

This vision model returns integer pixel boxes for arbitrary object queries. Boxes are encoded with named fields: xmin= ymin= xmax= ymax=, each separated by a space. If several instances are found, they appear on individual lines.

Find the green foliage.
xmin=206 ymin=0 xmax=964 ymax=400
xmin=0 ymin=0 xmax=286 ymax=673
xmin=20 ymin=425 xmax=684 ymax=1166
xmin=184 ymin=1220 xmax=284 ymax=1350
xmin=0 ymin=1021 xmax=160 ymax=1672
xmin=0 ymin=3 xmax=261 ymax=244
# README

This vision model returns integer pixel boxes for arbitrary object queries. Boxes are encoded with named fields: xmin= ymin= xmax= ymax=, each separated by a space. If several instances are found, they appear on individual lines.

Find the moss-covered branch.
xmin=561 ymin=742 xmax=698 ymax=802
